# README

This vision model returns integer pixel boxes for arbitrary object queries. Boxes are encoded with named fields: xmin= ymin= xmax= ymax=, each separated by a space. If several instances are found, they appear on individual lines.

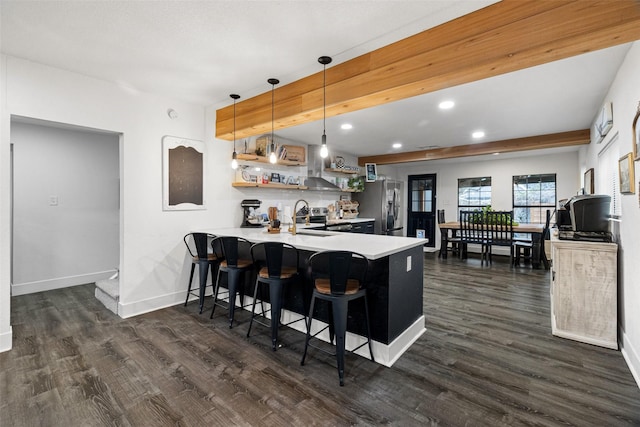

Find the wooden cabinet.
xmin=550 ymin=237 xmax=618 ymax=349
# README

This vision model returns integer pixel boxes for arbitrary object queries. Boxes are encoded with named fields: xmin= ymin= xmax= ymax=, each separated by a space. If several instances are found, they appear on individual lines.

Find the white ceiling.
xmin=0 ymin=0 xmax=633 ymax=159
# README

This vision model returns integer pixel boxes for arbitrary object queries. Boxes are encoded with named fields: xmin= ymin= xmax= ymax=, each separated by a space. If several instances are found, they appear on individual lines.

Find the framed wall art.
xmin=365 ymin=163 xmax=377 ymax=182
xmin=633 ymin=101 xmax=640 ymax=161
xmin=583 ymin=168 xmax=594 ymax=195
xmin=162 ymin=135 xmax=206 ymax=210
xmin=618 ymin=152 xmax=635 ymax=195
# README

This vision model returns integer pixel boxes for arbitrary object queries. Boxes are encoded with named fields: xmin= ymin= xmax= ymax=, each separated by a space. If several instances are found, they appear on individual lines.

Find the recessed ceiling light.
xmin=493 ymin=152 xmax=500 ymax=156
xmin=439 ymin=100 xmax=455 ymax=110
xmin=341 ymin=123 xmax=353 ymax=130
xmin=472 ymin=130 xmax=485 ymax=139
xmin=392 ymin=142 xmax=402 ymax=149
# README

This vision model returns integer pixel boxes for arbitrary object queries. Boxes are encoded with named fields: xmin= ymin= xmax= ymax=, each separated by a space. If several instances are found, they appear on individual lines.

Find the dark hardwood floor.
xmin=2 ymin=253 xmax=639 ymax=426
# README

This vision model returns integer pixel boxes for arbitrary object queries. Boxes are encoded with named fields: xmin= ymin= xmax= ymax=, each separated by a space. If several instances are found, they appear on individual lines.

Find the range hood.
xmin=304 ymin=145 xmax=341 ymax=191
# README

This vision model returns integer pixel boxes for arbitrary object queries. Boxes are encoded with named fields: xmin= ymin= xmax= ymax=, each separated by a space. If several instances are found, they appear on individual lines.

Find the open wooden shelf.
xmin=232 ymin=182 xmax=308 ymax=190
xmin=237 ymin=153 xmax=306 ymax=166
xmin=325 ymin=167 xmax=360 ymax=175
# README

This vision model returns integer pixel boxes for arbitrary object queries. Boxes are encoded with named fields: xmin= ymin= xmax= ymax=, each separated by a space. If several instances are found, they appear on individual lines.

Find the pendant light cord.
xmin=323 ymin=62 xmax=326 ymax=136
xmin=267 ymin=78 xmax=279 ymax=161
xmin=230 ymin=94 xmax=240 ymax=168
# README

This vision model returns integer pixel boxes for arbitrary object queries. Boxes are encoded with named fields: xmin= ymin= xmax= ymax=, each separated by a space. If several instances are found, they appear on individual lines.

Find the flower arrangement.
xmin=471 ymin=205 xmax=519 ymax=225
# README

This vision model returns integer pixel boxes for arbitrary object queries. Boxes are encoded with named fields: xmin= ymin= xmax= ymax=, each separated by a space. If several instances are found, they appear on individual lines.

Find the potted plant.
xmin=347 ymin=176 xmax=365 ymax=192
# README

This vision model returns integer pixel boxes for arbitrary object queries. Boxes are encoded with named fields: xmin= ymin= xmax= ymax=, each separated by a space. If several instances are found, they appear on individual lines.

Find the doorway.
xmin=407 ymin=174 xmax=437 ymax=247
xmin=11 ymin=117 xmax=120 ymax=295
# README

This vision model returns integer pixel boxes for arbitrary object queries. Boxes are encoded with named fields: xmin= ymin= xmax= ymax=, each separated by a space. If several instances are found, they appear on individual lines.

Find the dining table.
xmin=438 ymin=221 xmax=548 ymax=269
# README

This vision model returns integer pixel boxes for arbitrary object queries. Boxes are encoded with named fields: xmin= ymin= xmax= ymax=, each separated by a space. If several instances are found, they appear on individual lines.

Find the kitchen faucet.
xmin=288 ymin=199 xmax=310 ymax=235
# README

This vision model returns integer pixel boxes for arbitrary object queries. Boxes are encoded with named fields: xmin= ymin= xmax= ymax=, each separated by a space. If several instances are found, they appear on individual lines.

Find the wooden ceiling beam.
xmin=357 ymin=130 xmax=591 ymax=166
xmin=215 ymin=0 xmax=640 ymax=142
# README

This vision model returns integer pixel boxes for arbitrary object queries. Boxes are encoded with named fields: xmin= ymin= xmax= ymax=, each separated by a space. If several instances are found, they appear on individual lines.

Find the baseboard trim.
xmin=119 ymin=290 xmax=185 ymax=318
xmin=0 ymin=327 xmax=12 ymax=352
xmin=11 ymin=270 xmax=117 ymax=296
xmin=621 ymin=329 xmax=640 ymax=389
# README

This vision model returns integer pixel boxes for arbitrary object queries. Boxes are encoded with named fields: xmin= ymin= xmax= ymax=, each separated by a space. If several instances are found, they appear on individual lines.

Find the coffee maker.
xmin=241 ymin=199 xmax=263 ymax=227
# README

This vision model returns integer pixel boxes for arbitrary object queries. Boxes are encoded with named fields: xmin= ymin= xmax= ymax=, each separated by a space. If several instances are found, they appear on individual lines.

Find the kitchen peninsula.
xmin=201 ymin=226 xmax=426 ymax=366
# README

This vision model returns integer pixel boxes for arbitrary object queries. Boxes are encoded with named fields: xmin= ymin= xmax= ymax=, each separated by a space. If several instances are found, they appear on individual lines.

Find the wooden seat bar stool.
xmin=183 ymin=233 xmax=221 ymax=313
xmin=246 ymin=241 xmax=303 ymax=350
xmin=301 ymin=250 xmax=374 ymax=386
xmin=210 ymin=236 xmax=253 ymax=328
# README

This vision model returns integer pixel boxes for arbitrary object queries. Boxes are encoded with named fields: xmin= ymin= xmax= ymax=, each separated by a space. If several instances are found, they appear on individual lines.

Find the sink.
xmin=294 ymin=231 xmax=331 ymax=237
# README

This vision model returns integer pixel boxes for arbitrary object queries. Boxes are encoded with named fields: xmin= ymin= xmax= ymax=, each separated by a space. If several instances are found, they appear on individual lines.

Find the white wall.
xmin=398 ymin=150 xmax=580 ymax=240
xmin=0 ymin=54 xmax=12 ymax=351
xmin=11 ymin=121 xmax=119 ymax=294
xmin=583 ymin=42 xmax=640 ymax=386
xmin=0 ymin=55 xmax=213 ymax=353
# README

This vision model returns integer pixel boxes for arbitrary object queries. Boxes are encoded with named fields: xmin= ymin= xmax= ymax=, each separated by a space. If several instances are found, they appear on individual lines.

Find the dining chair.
xmin=301 ymin=250 xmax=374 ymax=386
xmin=437 ymin=209 xmax=460 ymax=259
xmin=514 ymin=209 xmax=551 ymax=269
xmin=459 ymin=210 xmax=490 ymax=264
xmin=484 ymin=210 xmax=514 ymax=265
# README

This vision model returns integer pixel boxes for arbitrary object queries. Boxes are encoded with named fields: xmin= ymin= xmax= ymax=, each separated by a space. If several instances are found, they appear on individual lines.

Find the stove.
xmin=296 ymin=206 xmax=328 ymax=224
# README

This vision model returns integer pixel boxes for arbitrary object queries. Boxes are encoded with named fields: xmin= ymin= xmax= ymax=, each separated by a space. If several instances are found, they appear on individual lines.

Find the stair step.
xmin=95 ymin=278 xmax=119 ymax=315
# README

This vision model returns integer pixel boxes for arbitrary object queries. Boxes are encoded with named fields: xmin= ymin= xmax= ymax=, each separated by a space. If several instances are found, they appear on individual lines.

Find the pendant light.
xmin=268 ymin=78 xmax=279 ymax=164
xmin=230 ymin=93 xmax=240 ymax=169
xmin=318 ymin=55 xmax=332 ymax=159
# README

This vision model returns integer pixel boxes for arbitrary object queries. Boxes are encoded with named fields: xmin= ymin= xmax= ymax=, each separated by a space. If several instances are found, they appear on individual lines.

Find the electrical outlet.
xmin=49 ymin=196 xmax=58 ymax=206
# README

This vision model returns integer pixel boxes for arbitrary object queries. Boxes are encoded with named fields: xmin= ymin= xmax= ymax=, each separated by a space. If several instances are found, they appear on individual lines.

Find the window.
xmin=512 ymin=174 xmax=556 ymax=223
xmin=458 ymin=177 xmax=491 ymax=217
xmin=410 ymin=176 xmax=434 ymax=213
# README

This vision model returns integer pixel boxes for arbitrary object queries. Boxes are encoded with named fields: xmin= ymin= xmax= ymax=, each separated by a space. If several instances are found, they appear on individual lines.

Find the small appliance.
xmin=241 ymin=199 xmax=263 ymax=228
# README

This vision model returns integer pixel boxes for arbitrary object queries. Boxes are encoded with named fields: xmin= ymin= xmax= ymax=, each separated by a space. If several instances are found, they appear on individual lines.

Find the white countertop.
xmin=201 ymin=226 xmax=424 ymax=260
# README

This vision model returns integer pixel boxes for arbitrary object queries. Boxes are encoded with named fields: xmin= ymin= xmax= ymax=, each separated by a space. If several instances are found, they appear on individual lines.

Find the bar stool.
xmin=246 ymin=242 xmax=302 ymax=350
xmin=183 ymin=233 xmax=221 ymax=313
xmin=210 ymin=236 xmax=253 ymax=328
xmin=300 ymin=250 xmax=374 ymax=386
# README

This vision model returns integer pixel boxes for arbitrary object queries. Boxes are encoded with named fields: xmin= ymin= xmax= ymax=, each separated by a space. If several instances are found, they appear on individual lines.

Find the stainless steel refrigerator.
xmin=354 ymin=179 xmax=404 ymax=236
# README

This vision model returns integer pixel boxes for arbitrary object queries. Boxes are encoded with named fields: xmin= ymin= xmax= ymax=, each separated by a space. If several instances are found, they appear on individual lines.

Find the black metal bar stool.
xmin=210 ymin=236 xmax=253 ymax=328
xmin=300 ymin=250 xmax=374 ymax=386
xmin=246 ymin=241 xmax=302 ymax=350
xmin=183 ymin=233 xmax=221 ymax=313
